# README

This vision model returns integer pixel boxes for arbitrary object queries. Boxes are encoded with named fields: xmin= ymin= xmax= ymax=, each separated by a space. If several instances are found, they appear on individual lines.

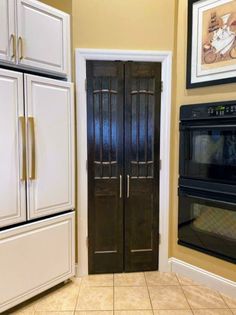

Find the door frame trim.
xmin=75 ymin=48 xmax=172 ymax=275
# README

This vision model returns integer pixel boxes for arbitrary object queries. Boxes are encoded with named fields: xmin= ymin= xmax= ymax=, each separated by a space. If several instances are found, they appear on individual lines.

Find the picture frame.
xmin=187 ymin=0 xmax=236 ymax=88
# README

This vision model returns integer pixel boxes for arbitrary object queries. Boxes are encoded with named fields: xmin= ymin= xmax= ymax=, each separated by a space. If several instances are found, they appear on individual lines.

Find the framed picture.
xmin=187 ymin=0 xmax=236 ymax=88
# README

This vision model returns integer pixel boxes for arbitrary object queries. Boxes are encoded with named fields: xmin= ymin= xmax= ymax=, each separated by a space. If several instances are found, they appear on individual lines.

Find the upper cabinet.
xmin=0 ymin=0 xmax=70 ymax=78
xmin=0 ymin=0 xmax=16 ymax=63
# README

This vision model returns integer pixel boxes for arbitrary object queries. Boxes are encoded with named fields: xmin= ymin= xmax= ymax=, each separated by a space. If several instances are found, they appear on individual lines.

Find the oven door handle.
xmin=183 ymin=124 xmax=236 ymax=129
xmin=183 ymin=193 xmax=236 ymax=207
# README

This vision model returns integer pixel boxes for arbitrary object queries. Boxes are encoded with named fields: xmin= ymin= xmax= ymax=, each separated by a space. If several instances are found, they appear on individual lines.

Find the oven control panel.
xmin=180 ymin=102 xmax=236 ymax=120
xmin=207 ymin=105 xmax=236 ymax=116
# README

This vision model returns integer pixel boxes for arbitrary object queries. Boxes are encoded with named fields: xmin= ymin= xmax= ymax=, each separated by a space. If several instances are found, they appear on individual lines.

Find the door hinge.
xmin=86 ymin=160 xmax=88 ymax=171
xmin=86 ymin=236 xmax=89 ymax=247
xmin=161 ymin=81 xmax=163 ymax=92
xmin=159 ymin=159 xmax=162 ymax=171
xmin=85 ymin=78 xmax=87 ymax=91
xmin=159 ymin=233 xmax=161 ymax=245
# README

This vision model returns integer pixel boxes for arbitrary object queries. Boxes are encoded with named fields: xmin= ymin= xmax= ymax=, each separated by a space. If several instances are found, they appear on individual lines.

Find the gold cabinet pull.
xmin=10 ymin=34 xmax=16 ymax=59
xmin=18 ymin=36 xmax=24 ymax=60
xmin=19 ymin=117 xmax=26 ymax=181
xmin=28 ymin=117 xmax=36 ymax=180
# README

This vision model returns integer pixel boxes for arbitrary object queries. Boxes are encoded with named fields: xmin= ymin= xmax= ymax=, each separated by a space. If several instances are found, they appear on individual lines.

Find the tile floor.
xmin=4 ymin=272 xmax=236 ymax=315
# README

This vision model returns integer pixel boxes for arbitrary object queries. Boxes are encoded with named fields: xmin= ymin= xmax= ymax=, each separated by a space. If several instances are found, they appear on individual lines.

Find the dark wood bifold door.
xmin=87 ymin=61 xmax=161 ymax=274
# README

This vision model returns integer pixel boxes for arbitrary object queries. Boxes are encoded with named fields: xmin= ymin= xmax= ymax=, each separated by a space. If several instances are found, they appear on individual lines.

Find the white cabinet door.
xmin=0 ymin=212 xmax=75 ymax=313
xmin=0 ymin=0 xmax=16 ymax=63
xmin=16 ymin=0 xmax=70 ymax=75
xmin=0 ymin=69 xmax=26 ymax=228
xmin=25 ymin=75 xmax=75 ymax=220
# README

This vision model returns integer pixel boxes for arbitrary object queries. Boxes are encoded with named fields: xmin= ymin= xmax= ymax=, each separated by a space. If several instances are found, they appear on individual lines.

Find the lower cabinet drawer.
xmin=0 ymin=212 xmax=75 ymax=313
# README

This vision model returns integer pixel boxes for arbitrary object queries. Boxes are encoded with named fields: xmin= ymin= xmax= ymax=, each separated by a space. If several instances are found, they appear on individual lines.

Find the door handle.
xmin=28 ymin=117 xmax=36 ymax=180
xmin=127 ymin=175 xmax=130 ymax=198
xmin=19 ymin=117 xmax=26 ymax=181
xmin=18 ymin=36 xmax=24 ymax=60
xmin=10 ymin=34 xmax=16 ymax=60
xmin=119 ymin=175 xmax=122 ymax=198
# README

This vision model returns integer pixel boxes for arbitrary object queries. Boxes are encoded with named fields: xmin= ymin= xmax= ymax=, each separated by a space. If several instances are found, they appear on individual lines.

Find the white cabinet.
xmin=0 ymin=69 xmax=26 ymax=227
xmin=0 ymin=0 xmax=70 ymax=77
xmin=0 ymin=212 xmax=75 ymax=313
xmin=25 ymin=75 xmax=75 ymax=219
xmin=0 ymin=0 xmax=16 ymax=63
xmin=17 ymin=0 xmax=70 ymax=75
xmin=0 ymin=69 xmax=75 ymax=227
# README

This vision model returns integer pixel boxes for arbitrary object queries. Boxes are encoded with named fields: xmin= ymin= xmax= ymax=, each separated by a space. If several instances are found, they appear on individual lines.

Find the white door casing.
xmin=25 ymin=74 xmax=75 ymax=220
xmin=0 ymin=68 xmax=26 ymax=228
xmin=0 ymin=0 xmax=16 ymax=63
xmin=16 ymin=0 xmax=70 ymax=75
xmin=75 ymin=49 xmax=172 ymax=275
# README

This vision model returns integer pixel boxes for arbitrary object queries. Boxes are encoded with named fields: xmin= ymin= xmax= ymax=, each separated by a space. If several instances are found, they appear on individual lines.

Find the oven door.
xmin=178 ymin=188 xmax=236 ymax=263
xmin=180 ymin=121 xmax=236 ymax=184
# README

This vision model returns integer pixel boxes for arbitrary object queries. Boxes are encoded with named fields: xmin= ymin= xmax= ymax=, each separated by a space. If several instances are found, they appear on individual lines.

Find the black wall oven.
xmin=179 ymin=101 xmax=236 ymax=263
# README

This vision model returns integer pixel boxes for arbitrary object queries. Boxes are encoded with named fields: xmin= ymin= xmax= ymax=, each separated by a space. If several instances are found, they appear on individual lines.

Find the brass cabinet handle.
xmin=19 ymin=117 xmax=26 ymax=181
xmin=10 ymin=34 xmax=16 ymax=59
xmin=18 ymin=36 xmax=24 ymax=60
xmin=119 ymin=175 xmax=122 ymax=198
xmin=28 ymin=117 xmax=36 ymax=180
xmin=127 ymin=175 xmax=130 ymax=198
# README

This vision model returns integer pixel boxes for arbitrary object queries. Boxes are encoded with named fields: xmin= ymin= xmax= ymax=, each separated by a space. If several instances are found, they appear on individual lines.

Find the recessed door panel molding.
xmin=87 ymin=61 xmax=161 ymax=273
xmin=16 ymin=0 xmax=70 ymax=74
xmin=0 ymin=68 xmax=26 ymax=228
xmin=0 ymin=0 xmax=16 ymax=63
xmin=25 ymin=74 xmax=75 ymax=220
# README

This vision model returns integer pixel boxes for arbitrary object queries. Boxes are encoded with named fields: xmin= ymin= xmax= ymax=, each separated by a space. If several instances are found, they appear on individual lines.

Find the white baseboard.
xmin=169 ymin=257 xmax=236 ymax=298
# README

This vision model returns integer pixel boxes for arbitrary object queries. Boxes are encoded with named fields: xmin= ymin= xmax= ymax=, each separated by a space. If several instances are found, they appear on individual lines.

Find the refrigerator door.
xmin=0 ymin=68 xmax=26 ymax=228
xmin=24 ymin=74 xmax=75 ymax=220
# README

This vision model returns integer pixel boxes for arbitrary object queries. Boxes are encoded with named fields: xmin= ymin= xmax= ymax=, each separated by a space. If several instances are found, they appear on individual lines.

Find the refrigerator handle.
xmin=28 ymin=117 xmax=36 ymax=180
xmin=19 ymin=117 xmax=26 ymax=181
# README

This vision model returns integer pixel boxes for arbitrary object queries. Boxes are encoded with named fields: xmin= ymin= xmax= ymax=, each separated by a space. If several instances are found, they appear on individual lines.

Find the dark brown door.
xmin=87 ymin=61 xmax=161 ymax=274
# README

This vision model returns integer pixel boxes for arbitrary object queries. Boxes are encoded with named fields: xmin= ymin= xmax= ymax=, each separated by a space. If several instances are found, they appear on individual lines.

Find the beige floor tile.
xmin=81 ymin=274 xmax=113 ymax=287
xmin=148 ymin=285 xmax=190 ymax=310
xmin=115 ymin=311 xmax=153 ymax=315
xmin=34 ymin=280 xmax=80 ymax=311
xmin=221 ymin=293 xmax=236 ymax=308
xmin=176 ymin=274 xmax=199 ymax=286
xmin=114 ymin=272 xmax=146 ymax=286
xmin=231 ymin=310 xmax=236 ymax=314
xmin=145 ymin=272 xmax=179 ymax=286
xmin=153 ymin=311 xmax=193 ymax=315
xmin=35 ymin=312 xmax=74 ymax=314
xmin=192 ymin=310 xmax=233 ymax=315
xmin=114 ymin=286 xmax=151 ymax=310
xmin=75 ymin=312 xmax=113 ymax=315
xmin=76 ymin=286 xmax=113 ymax=311
xmin=182 ymin=286 xmax=227 ymax=309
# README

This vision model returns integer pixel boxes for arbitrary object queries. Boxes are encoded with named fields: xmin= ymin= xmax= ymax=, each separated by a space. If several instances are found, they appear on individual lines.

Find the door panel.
xmin=125 ymin=62 xmax=161 ymax=271
xmin=25 ymin=75 xmax=74 ymax=220
xmin=0 ymin=0 xmax=15 ymax=63
xmin=87 ymin=61 xmax=124 ymax=274
xmin=0 ymin=69 xmax=26 ymax=228
xmin=17 ymin=0 xmax=69 ymax=74
xmin=87 ymin=61 xmax=161 ymax=273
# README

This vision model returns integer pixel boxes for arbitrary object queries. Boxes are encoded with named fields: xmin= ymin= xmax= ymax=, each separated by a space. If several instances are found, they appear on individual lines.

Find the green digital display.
xmin=215 ymin=106 xmax=225 ymax=110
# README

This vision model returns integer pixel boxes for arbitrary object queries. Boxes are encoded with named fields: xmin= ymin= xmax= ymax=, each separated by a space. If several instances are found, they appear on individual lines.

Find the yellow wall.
xmin=170 ymin=0 xmax=236 ymax=281
xmin=41 ymin=0 xmax=236 ymax=281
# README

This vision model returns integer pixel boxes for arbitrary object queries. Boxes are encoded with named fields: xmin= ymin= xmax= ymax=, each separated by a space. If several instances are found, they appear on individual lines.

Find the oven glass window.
xmin=178 ymin=191 xmax=236 ymax=263
xmin=192 ymin=130 xmax=236 ymax=165
xmin=180 ymin=126 xmax=236 ymax=182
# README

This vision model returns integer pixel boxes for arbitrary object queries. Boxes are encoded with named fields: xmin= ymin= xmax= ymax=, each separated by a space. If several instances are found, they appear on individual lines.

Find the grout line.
xmin=144 ymin=271 xmax=154 ymax=314
xmin=73 ymin=276 xmax=82 ymax=313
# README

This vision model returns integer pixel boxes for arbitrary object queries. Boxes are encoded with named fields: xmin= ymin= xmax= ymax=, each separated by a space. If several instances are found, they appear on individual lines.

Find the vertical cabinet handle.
xmin=10 ymin=34 xmax=16 ymax=59
xmin=18 ymin=36 xmax=24 ymax=60
xmin=127 ymin=175 xmax=130 ymax=198
xmin=119 ymin=175 xmax=122 ymax=198
xmin=19 ymin=117 xmax=26 ymax=181
xmin=28 ymin=117 xmax=36 ymax=180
